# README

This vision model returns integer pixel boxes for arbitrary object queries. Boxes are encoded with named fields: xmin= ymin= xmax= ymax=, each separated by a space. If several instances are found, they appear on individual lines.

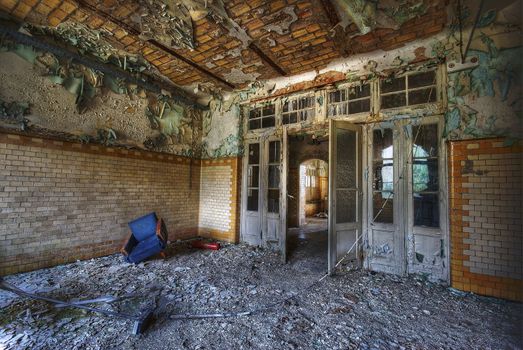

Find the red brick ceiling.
xmin=0 ymin=0 xmax=448 ymax=94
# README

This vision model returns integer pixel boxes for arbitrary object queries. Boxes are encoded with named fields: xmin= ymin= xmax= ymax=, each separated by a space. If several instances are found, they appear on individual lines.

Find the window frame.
xmin=281 ymin=94 xmax=316 ymax=125
xmin=379 ymin=69 xmax=439 ymax=111
xmin=370 ymin=127 xmax=396 ymax=225
xmin=246 ymin=142 xmax=261 ymax=212
xmin=267 ymin=139 xmax=281 ymax=214
xmin=406 ymin=115 xmax=447 ymax=238
xmin=248 ymin=103 xmax=276 ymax=131
xmin=326 ymin=82 xmax=373 ymax=118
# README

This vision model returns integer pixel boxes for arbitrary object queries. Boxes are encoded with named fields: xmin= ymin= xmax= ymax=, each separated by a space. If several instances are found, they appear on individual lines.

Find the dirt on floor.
xmin=0 ymin=238 xmax=521 ymax=350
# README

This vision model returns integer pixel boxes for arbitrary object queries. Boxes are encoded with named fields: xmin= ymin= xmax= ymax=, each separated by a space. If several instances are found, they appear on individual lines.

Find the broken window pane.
xmin=373 ymin=191 xmax=393 ymax=223
xmin=381 ymin=76 xmax=405 ymax=93
xmin=414 ymin=193 xmax=439 ymax=227
xmin=408 ymin=70 xmax=436 ymax=89
xmin=247 ymin=189 xmax=259 ymax=211
xmin=381 ymin=93 xmax=406 ymax=109
xmin=268 ymin=189 xmax=279 ymax=213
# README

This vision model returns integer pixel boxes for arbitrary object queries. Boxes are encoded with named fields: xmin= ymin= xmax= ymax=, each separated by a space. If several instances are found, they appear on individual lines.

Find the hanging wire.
xmin=457 ymin=0 xmax=486 ymax=63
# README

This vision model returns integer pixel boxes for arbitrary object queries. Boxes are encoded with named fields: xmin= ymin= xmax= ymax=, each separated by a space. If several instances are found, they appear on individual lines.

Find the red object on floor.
xmin=191 ymin=240 xmax=220 ymax=250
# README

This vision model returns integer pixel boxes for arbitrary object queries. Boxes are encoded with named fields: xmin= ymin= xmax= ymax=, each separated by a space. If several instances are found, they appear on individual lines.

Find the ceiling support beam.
xmin=75 ymin=0 xmax=236 ymax=90
xmin=319 ymin=0 xmax=340 ymax=28
xmin=248 ymin=42 xmax=287 ymax=76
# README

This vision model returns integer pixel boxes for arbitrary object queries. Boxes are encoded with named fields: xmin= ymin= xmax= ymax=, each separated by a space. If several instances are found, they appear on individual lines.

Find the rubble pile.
xmin=1 ymin=241 xmax=521 ymax=349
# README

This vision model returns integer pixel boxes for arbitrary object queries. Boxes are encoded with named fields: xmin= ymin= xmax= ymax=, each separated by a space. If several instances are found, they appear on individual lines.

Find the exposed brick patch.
xmin=0 ymin=133 xmax=200 ymax=275
xmin=449 ymin=138 xmax=523 ymax=301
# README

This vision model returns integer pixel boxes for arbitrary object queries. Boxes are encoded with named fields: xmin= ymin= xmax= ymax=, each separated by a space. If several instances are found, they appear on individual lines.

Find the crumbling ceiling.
xmin=0 ymin=0 xmax=448 ymax=99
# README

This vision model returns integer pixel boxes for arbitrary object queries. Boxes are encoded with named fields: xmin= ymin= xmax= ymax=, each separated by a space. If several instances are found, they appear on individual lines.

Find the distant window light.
xmin=282 ymin=96 xmax=315 ymax=125
xmin=327 ymin=83 xmax=371 ymax=117
xmin=380 ymin=70 xmax=437 ymax=110
xmin=249 ymin=104 xmax=275 ymax=130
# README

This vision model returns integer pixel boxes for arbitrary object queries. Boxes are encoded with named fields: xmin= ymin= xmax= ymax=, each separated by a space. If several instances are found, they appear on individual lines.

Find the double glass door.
xmin=241 ymin=136 xmax=286 ymax=253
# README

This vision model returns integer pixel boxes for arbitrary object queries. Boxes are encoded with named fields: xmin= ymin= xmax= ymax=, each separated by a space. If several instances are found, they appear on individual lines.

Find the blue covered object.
xmin=128 ymin=212 xmax=158 ymax=241
xmin=121 ymin=212 xmax=168 ymax=264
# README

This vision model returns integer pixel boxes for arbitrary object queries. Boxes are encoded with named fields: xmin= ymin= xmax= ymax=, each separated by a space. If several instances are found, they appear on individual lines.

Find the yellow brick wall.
xmin=198 ymin=158 xmax=241 ymax=243
xmin=0 ymin=133 xmax=200 ymax=275
xmin=449 ymin=138 xmax=522 ymax=301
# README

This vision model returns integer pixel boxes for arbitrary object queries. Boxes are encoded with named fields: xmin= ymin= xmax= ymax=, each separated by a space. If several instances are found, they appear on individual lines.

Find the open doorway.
xmin=286 ymin=133 xmax=329 ymax=270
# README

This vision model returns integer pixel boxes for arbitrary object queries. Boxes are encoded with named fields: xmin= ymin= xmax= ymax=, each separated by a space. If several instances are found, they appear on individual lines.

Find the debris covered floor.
xmin=1 ymin=237 xmax=521 ymax=350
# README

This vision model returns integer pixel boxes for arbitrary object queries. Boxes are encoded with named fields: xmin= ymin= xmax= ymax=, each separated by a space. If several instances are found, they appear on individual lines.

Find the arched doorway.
xmin=298 ymin=159 xmax=328 ymax=229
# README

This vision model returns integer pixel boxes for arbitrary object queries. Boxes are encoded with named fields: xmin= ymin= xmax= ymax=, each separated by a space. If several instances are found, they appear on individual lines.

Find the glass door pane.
xmin=247 ymin=143 xmax=260 ymax=211
xmin=336 ymin=128 xmax=357 ymax=224
xmin=372 ymin=129 xmax=394 ymax=223
xmin=267 ymin=141 xmax=280 ymax=213
xmin=412 ymin=124 xmax=439 ymax=227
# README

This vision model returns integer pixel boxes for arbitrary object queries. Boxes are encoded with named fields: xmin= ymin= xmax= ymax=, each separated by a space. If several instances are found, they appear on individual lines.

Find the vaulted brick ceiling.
xmin=0 ymin=0 xmax=448 ymax=94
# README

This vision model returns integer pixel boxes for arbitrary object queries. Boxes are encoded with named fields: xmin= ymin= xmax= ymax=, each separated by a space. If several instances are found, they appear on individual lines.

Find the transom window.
xmin=249 ymin=104 xmax=275 ymax=130
xmin=282 ymin=96 xmax=315 ymax=125
xmin=327 ymin=83 xmax=371 ymax=117
xmin=380 ymin=70 xmax=437 ymax=109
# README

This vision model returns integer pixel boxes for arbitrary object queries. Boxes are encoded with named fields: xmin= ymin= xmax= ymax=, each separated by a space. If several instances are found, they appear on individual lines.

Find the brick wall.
xmin=0 ymin=133 xmax=200 ymax=275
xmin=198 ymin=158 xmax=241 ymax=243
xmin=449 ymin=138 xmax=522 ymax=301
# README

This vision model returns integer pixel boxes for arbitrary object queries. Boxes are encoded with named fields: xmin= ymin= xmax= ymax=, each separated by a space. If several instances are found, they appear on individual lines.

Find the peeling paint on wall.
xmin=444 ymin=1 xmax=522 ymax=140
xmin=201 ymin=95 xmax=242 ymax=158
